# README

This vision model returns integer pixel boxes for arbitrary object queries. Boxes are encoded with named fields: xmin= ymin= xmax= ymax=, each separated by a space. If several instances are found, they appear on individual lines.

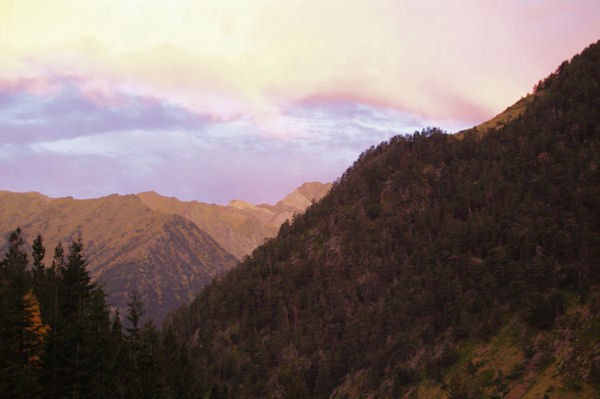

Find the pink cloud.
xmin=523 ymin=1 xmax=584 ymax=20
xmin=0 ymin=75 xmax=215 ymax=144
xmin=0 ymin=76 xmax=58 ymax=96
xmin=1 ymin=1 xmax=599 ymax=204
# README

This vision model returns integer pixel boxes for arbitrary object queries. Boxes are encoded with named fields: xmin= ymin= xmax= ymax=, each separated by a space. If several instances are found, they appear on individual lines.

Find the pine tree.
xmin=53 ymin=238 xmax=97 ymax=398
xmin=83 ymin=287 xmax=112 ymax=397
xmin=51 ymin=241 xmax=65 ymax=273
xmin=40 ymin=241 xmax=67 ymax=398
xmin=31 ymin=234 xmax=46 ymax=286
xmin=138 ymin=321 xmax=161 ymax=396
xmin=109 ymin=310 xmax=129 ymax=398
xmin=0 ymin=231 xmax=117 ymax=398
xmin=1 ymin=228 xmax=29 ymax=294
xmin=31 ymin=234 xmax=53 ymax=349
xmin=0 ymin=228 xmax=36 ymax=397
xmin=126 ymin=289 xmax=145 ymax=342
xmin=125 ymin=289 xmax=146 ymax=397
xmin=161 ymin=324 xmax=178 ymax=397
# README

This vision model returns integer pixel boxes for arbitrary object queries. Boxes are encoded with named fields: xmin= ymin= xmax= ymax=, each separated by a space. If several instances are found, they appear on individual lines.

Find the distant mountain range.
xmin=0 ymin=182 xmax=331 ymax=321
xmin=138 ymin=181 xmax=332 ymax=260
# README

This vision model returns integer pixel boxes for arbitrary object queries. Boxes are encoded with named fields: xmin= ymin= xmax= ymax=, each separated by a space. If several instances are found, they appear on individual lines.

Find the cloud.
xmin=3 ymin=0 xmax=599 ymax=127
xmin=1 ymin=0 xmax=599 ymax=203
xmin=1 ymin=92 xmax=426 ymax=204
xmin=0 ymin=75 xmax=212 ymax=144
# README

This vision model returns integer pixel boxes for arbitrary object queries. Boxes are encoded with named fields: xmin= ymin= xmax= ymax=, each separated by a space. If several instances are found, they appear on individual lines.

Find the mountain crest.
xmin=227 ymin=199 xmax=255 ymax=210
xmin=164 ymin=39 xmax=600 ymax=398
xmin=137 ymin=182 xmax=332 ymax=259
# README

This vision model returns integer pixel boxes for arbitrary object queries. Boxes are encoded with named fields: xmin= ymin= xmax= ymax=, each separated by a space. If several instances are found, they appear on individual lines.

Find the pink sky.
xmin=1 ymin=0 xmax=599 ymax=204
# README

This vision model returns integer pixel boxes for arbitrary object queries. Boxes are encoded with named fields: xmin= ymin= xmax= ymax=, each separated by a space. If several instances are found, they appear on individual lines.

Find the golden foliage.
xmin=22 ymin=290 xmax=50 ymax=366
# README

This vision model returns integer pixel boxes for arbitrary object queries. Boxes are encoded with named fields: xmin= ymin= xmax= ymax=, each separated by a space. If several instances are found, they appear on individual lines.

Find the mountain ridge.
xmin=0 ymin=182 xmax=332 ymax=321
xmin=136 ymin=181 xmax=332 ymax=259
xmin=163 ymin=40 xmax=600 ymax=397
xmin=0 ymin=190 xmax=237 ymax=322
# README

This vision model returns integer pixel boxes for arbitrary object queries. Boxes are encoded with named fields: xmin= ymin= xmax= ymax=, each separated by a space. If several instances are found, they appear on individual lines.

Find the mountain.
xmin=164 ymin=40 xmax=600 ymax=397
xmin=0 ymin=182 xmax=331 ymax=322
xmin=0 ymin=192 xmax=238 ymax=322
xmin=0 ymin=181 xmax=332 ymax=397
xmin=136 ymin=181 xmax=332 ymax=259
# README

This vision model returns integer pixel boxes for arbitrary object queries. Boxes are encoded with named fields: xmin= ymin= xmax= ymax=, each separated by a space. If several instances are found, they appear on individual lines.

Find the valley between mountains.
xmin=0 ymin=182 xmax=331 ymax=322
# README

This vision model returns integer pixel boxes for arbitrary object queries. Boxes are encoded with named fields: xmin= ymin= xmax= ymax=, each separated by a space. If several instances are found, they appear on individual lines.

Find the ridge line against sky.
xmin=1 ymin=0 xmax=599 ymax=204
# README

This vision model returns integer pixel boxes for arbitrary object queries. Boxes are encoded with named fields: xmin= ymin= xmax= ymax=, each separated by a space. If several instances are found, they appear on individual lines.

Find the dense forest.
xmin=0 ymin=228 xmax=197 ymax=398
xmin=163 ymin=40 xmax=600 ymax=397
xmin=1 ymin=40 xmax=599 ymax=398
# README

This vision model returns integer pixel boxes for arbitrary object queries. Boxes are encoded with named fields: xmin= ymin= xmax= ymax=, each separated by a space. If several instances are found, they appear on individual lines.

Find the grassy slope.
xmin=455 ymin=94 xmax=536 ymax=139
xmin=404 ymin=290 xmax=600 ymax=398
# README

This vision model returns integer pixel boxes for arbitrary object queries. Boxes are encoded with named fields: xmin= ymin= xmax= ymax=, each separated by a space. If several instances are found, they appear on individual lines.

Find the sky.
xmin=1 ymin=0 xmax=599 ymax=205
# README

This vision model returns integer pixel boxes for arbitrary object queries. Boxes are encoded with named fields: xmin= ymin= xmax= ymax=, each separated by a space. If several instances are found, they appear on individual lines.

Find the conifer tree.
xmin=84 ymin=287 xmax=112 ymax=396
xmin=0 ymin=231 xmax=118 ymax=398
xmin=41 ymin=241 xmax=66 ymax=398
xmin=1 ymin=228 xmax=29 ymax=294
xmin=32 ymin=234 xmax=46 ymax=286
xmin=0 ymin=228 xmax=36 ymax=397
xmin=125 ymin=289 xmax=146 ymax=396
xmin=126 ymin=289 xmax=145 ymax=342
xmin=51 ymin=241 xmax=65 ymax=273
xmin=53 ymin=238 xmax=98 ymax=398
xmin=109 ymin=310 xmax=129 ymax=397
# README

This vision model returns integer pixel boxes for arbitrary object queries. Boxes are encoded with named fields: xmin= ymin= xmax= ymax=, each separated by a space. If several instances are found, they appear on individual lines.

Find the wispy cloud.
xmin=1 ymin=82 xmax=423 ymax=203
xmin=0 ymin=0 xmax=599 ymax=203
xmin=3 ymin=1 xmax=599 ymax=125
xmin=0 ymin=76 xmax=211 ymax=144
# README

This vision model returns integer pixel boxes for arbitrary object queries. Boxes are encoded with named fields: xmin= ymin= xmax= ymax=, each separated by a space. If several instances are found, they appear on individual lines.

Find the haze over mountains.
xmin=0 ymin=182 xmax=331 ymax=321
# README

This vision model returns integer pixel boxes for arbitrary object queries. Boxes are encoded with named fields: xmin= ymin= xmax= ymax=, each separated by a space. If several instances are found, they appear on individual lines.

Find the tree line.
xmin=0 ymin=228 xmax=192 ymax=398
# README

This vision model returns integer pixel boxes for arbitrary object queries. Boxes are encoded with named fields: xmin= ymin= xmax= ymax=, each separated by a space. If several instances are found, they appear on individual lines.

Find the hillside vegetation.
xmin=0 ymin=227 xmax=204 ymax=398
xmin=162 ymin=40 xmax=600 ymax=398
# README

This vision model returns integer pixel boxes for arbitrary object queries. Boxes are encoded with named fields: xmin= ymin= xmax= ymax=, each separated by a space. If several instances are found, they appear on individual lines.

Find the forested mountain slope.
xmin=0 ymin=192 xmax=237 ymax=322
xmin=0 ymin=182 xmax=330 ymax=322
xmin=165 ymin=40 xmax=600 ymax=398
